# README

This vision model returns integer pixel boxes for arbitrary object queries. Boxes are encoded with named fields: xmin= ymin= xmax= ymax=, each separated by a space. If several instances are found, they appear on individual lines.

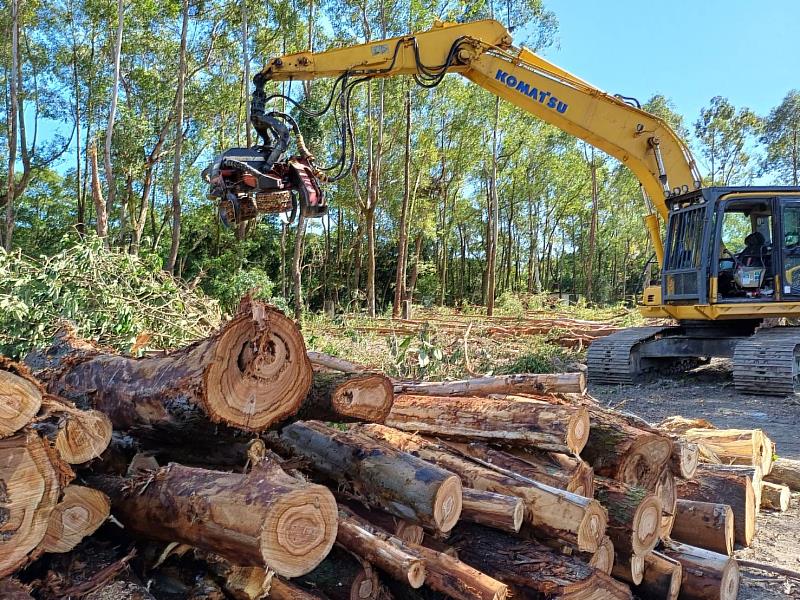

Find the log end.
xmin=631 ymin=552 xmax=645 ymax=585
xmin=632 ymin=493 xmax=663 ymax=556
xmin=720 ymin=557 xmax=740 ymax=600
xmin=589 ymin=536 xmax=614 ymax=575
xmin=41 ymin=485 xmax=110 ymax=553
xmin=55 ymin=409 xmax=113 ymax=465
xmin=433 ymin=475 xmax=463 ymax=533
xmin=406 ymin=560 xmax=426 ymax=588
xmin=577 ymin=499 xmax=609 ymax=553
xmin=568 ymin=406 xmax=591 ymax=455
xmin=333 ymin=374 xmax=395 ymax=422
xmin=0 ymin=370 xmax=43 ymax=438
xmin=619 ymin=435 xmax=673 ymax=487
xmin=261 ymin=483 xmax=338 ymax=577
xmin=761 ymin=481 xmax=791 ymax=512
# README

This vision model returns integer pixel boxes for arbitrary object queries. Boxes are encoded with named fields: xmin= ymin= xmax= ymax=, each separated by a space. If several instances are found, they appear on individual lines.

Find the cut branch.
xmin=393 ymin=372 xmax=586 ymax=396
xmin=298 ymin=371 xmax=394 ymax=423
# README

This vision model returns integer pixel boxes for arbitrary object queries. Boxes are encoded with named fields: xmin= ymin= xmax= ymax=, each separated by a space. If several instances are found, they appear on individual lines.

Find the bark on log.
xmin=385 ymin=395 xmax=589 ymax=455
xmin=298 ymin=545 xmax=380 ymax=600
xmin=393 ymin=372 xmax=586 ymax=396
xmin=280 ymin=421 xmax=462 ymax=533
xmin=535 ymin=535 xmax=614 ymax=576
xmin=0 ymin=578 xmax=34 ymax=600
xmin=582 ymin=409 xmax=672 ymax=488
xmin=594 ymin=476 xmax=662 ymax=557
xmin=0 ymin=360 xmax=42 ymax=437
xmin=358 ymin=425 xmax=607 ymax=553
xmin=671 ymin=500 xmax=734 ymax=556
xmin=453 ymin=525 xmax=632 ymax=600
xmin=677 ymin=464 xmax=758 ymax=547
xmin=41 ymin=484 xmax=110 ymax=553
xmin=409 ymin=543 xmax=508 ymax=600
xmin=680 ymin=428 xmax=773 ymax=476
xmin=634 ymin=551 xmax=682 ymax=600
xmin=764 ymin=457 xmax=800 ymax=491
xmin=298 ymin=372 xmax=394 ymax=423
xmin=460 ymin=488 xmax=524 ymax=533
xmin=337 ymin=507 xmax=426 ymax=588
xmin=656 ymin=468 xmax=677 ymax=538
xmin=670 ymin=439 xmax=699 ymax=480
xmin=760 ymin=481 xmax=790 ymax=511
xmin=32 ymin=396 xmax=112 ymax=464
xmin=453 ymin=443 xmax=594 ymax=496
xmin=87 ymin=458 xmax=337 ymax=576
xmin=307 ymin=351 xmax=367 ymax=373
xmin=660 ymin=541 xmax=739 ymax=600
xmin=343 ymin=502 xmax=424 ymax=545
xmin=0 ymin=430 xmax=68 ymax=577
xmin=269 ymin=577 xmax=327 ymax=599
xmin=29 ymin=300 xmax=312 ymax=432
xmin=611 ymin=551 xmax=645 ymax=586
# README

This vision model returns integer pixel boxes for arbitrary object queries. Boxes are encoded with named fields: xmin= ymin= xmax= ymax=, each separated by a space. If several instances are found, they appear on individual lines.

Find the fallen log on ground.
xmin=453 ymin=525 xmax=632 ymax=599
xmin=40 ymin=485 xmax=110 ymax=553
xmin=297 ymin=371 xmax=394 ymax=423
xmin=298 ymin=545 xmax=379 ymax=600
xmin=343 ymin=501 xmax=424 ymax=545
xmin=280 ymin=420 xmax=463 ymax=533
xmin=760 ymin=481 xmax=790 ymax=511
xmin=385 ymin=395 xmax=589 ymax=455
xmin=634 ymin=551 xmax=682 ymax=600
xmin=0 ymin=360 xmax=42 ymax=437
xmin=393 ymin=372 xmax=586 ymax=396
xmin=409 ymin=544 xmax=508 ymax=600
xmin=594 ymin=476 xmax=662 ymax=557
xmin=459 ymin=488 xmax=524 ymax=533
xmin=670 ymin=500 xmax=734 ymax=556
xmin=337 ymin=507 xmax=426 ymax=588
xmin=28 ymin=299 xmax=312 ymax=432
xmin=764 ymin=457 xmax=800 ymax=491
xmin=87 ymin=458 xmax=337 ymax=576
xmin=679 ymin=427 xmax=773 ymax=476
xmin=660 ymin=540 xmax=739 ymax=600
xmin=359 ymin=424 xmax=607 ymax=553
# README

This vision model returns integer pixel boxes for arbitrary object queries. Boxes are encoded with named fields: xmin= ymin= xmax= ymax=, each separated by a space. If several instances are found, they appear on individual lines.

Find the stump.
xmin=298 ymin=371 xmax=394 ymax=423
xmin=41 ymin=485 xmax=110 ymax=553
xmin=671 ymin=500 xmax=734 ymax=555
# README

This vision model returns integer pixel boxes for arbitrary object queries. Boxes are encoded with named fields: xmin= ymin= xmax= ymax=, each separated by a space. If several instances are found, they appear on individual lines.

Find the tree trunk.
xmin=634 ymin=551 xmax=682 ymax=600
xmin=298 ymin=372 xmax=394 ymax=423
xmin=393 ymin=372 xmax=585 ymax=396
xmin=660 ymin=541 xmax=739 ymax=600
xmin=0 ymin=361 xmax=42 ymax=437
xmin=409 ymin=543 xmax=508 ymax=600
xmin=393 ymin=87 xmax=412 ymax=318
xmin=594 ymin=476 xmax=662 ymax=557
xmin=165 ymin=0 xmax=188 ymax=273
xmin=87 ymin=458 xmax=337 ymax=577
xmin=28 ymin=300 xmax=312 ymax=432
xmin=88 ymin=142 xmax=109 ymax=242
xmin=103 ymin=0 xmax=124 ymax=225
xmin=358 ymin=425 xmax=606 ymax=553
xmin=460 ymin=488 xmax=524 ymax=533
xmin=307 ymin=351 xmax=367 ymax=373
xmin=585 ymin=148 xmax=598 ymax=302
xmin=765 ymin=457 xmax=800 ymax=490
xmin=40 ymin=485 xmax=110 ymax=554
xmin=4 ymin=0 xmax=19 ymax=250
xmin=453 ymin=525 xmax=632 ymax=600
xmin=676 ymin=465 xmax=758 ymax=547
xmin=280 ymin=421 xmax=463 ymax=533
xmin=671 ymin=500 xmax=734 ymax=556
xmin=485 ymin=99 xmax=500 ymax=316
xmin=385 ymin=395 xmax=589 ymax=455
xmin=298 ymin=545 xmax=379 ymax=600
xmin=337 ymin=507 xmax=425 ymax=588
xmin=293 ymin=212 xmax=307 ymax=321
xmin=760 ymin=481 xmax=790 ymax=511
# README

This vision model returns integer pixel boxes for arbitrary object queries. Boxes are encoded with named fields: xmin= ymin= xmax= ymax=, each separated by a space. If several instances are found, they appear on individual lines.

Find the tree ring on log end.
xmin=333 ymin=375 xmax=394 ymax=422
xmin=589 ymin=537 xmax=614 ymax=575
xmin=353 ymin=568 xmax=377 ymax=600
xmin=0 ymin=371 xmax=42 ymax=438
xmin=720 ymin=559 xmax=740 ymax=600
xmin=632 ymin=495 xmax=662 ymax=555
xmin=630 ymin=553 xmax=645 ymax=585
xmin=55 ymin=409 xmax=113 ymax=464
xmin=42 ymin=485 xmax=110 ymax=554
xmin=206 ymin=313 xmax=312 ymax=431
xmin=619 ymin=436 xmax=672 ymax=487
xmin=577 ymin=502 xmax=607 ymax=553
xmin=432 ymin=475 xmax=463 ymax=532
xmin=568 ymin=408 xmax=590 ymax=455
xmin=262 ymin=487 xmax=337 ymax=577
xmin=406 ymin=561 xmax=426 ymax=588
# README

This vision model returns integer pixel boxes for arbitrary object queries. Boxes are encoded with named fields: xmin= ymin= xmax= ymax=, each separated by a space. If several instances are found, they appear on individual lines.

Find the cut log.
xmin=671 ymin=500 xmax=734 ymax=556
xmin=358 ymin=425 xmax=607 ymax=553
xmin=0 ymin=578 xmax=34 ymax=600
xmin=670 ymin=439 xmax=699 ymax=480
xmin=298 ymin=545 xmax=379 ymax=600
xmin=453 ymin=443 xmax=594 ymax=496
xmin=594 ymin=476 xmax=661 ymax=557
xmin=386 ymin=394 xmax=589 ymax=455
xmin=280 ymin=421 xmax=462 ymax=533
xmin=611 ymin=551 xmax=645 ymax=586
xmin=87 ymin=458 xmax=337 ymax=577
xmin=33 ymin=396 xmax=112 ymax=464
xmin=307 ymin=350 xmax=367 ymax=373
xmin=29 ymin=299 xmax=312 ymax=432
xmin=268 ymin=577 xmax=326 ymax=599
xmin=677 ymin=464 xmax=758 ymax=547
xmin=41 ymin=485 xmax=110 ymax=553
xmin=298 ymin=371 xmax=394 ymax=423
xmin=211 ymin=561 xmax=272 ymax=600
xmin=460 ymin=488 xmax=524 ymax=533
xmin=582 ymin=409 xmax=672 ymax=488
xmin=0 ymin=360 xmax=42 ymax=438
xmin=393 ymin=372 xmax=586 ymax=396
xmin=760 ymin=481 xmax=790 ymax=511
xmin=337 ymin=507 xmax=426 ymax=588
xmin=343 ymin=502 xmax=424 ymax=545
xmin=409 ymin=543 xmax=508 ymax=600
xmin=634 ymin=551 xmax=682 ymax=600
xmin=660 ymin=541 xmax=739 ymax=600
xmin=453 ymin=525 xmax=632 ymax=599
xmin=591 ymin=536 xmax=615 ymax=575
xmin=656 ymin=468 xmax=677 ymax=538
xmin=0 ymin=430 xmax=66 ymax=577
xmin=764 ymin=457 xmax=800 ymax=490
xmin=680 ymin=428 xmax=773 ymax=476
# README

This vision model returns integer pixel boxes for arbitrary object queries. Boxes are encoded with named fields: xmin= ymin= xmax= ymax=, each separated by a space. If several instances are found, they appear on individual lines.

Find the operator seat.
xmin=738 ymin=231 xmax=770 ymax=269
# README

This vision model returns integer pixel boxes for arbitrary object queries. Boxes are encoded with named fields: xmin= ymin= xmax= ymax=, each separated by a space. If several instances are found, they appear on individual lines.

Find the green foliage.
xmin=494 ymin=340 xmax=570 ymax=375
xmin=0 ymin=238 xmax=221 ymax=359
xmin=761 ymin=90 xmax=800 ymax=185
xmin=495 ymin=291 xmax=525 ymax=316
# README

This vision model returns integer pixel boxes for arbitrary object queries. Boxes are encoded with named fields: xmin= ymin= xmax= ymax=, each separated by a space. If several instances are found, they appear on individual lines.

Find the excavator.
xmin=204 ymin=19 xmax=800 ymax=396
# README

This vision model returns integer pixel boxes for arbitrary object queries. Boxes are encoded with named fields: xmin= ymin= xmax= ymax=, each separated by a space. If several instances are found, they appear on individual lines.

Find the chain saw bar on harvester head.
xmin=203 ymin=74 xmax=327 ymax=227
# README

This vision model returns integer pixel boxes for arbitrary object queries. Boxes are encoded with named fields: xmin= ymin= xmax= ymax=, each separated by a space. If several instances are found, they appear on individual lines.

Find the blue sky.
xmin=539 ymin=0 xmax=799 ymax=122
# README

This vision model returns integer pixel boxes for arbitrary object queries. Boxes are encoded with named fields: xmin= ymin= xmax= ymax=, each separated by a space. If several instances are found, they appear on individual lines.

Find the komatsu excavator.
xmin=206 ymin=19 xmax=800 ymax=395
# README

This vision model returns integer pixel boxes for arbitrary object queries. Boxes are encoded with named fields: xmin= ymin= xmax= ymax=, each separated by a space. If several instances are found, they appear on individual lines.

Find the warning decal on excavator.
xmin=495 ymin=69 xmax=568 ymax=114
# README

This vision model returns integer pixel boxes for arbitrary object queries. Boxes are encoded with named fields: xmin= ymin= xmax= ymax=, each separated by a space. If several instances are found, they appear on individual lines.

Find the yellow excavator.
xmin=205 ymin=19 xmax=800 ymax=395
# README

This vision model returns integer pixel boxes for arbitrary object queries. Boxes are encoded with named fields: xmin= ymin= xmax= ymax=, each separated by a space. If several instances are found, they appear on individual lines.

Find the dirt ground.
xmin=590 ymin=359 xmax=800 ymax=599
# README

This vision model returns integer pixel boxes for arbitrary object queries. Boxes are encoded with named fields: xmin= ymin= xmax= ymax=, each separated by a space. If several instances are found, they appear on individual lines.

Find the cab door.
xmin=662 ymin=200 xmax=714 ymax=304
xmin=779 ymin=199 xmax=800 ymax=298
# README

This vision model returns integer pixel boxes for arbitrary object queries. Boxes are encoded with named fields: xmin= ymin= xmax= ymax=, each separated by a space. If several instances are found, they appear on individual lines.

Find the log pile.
xmin=2 ymin=300 xmax=794 ymax=600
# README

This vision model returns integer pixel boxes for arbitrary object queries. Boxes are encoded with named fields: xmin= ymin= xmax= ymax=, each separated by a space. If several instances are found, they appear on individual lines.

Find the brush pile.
xmin=0 ymin=300 xmax=793 ymax=599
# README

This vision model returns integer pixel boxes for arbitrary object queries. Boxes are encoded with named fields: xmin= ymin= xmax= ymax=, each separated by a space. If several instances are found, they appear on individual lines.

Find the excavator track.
xmin=587 ymin=326 xmax=678 ymax=385
xmin=732 ymin=327 xmax=800 ymax=396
